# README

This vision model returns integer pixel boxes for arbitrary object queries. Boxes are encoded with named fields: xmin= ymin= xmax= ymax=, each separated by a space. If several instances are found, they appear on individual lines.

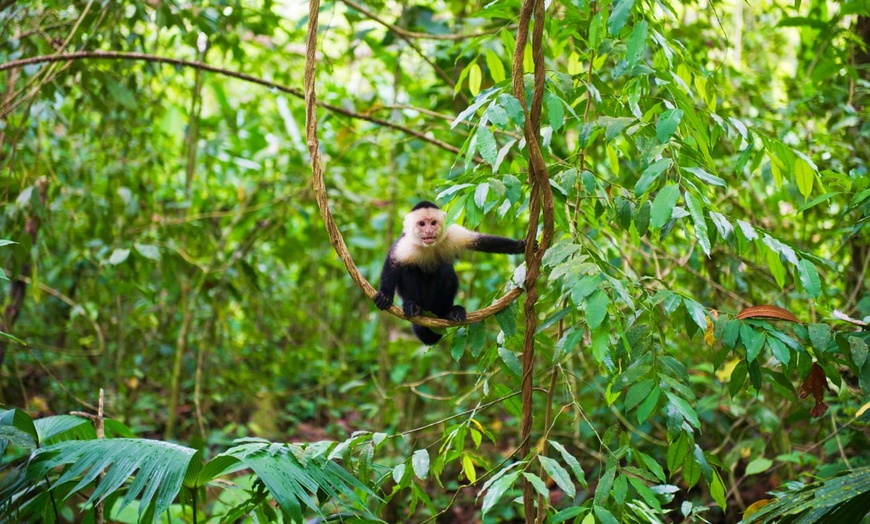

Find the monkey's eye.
xmin=430 ymin=220 xmax=437 ymax=226
xmin=418 ymin=221 xmax=425 ymax=227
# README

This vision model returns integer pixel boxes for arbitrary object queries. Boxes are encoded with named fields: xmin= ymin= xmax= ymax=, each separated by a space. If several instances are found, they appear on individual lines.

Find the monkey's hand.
xmin=446 ymin=305 xmax=466 ymax=322
xmin=374 ymin=291 xmax=394 ymax=310
xmin=514 ymin=239 xmax=539 ymax=254
xmin=402 ymin=300 xmax=422 ymax=317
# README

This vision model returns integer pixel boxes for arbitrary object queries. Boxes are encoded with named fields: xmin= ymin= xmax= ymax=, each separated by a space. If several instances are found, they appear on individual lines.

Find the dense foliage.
xmin=1 ymin=0 xmax=869 ymax=522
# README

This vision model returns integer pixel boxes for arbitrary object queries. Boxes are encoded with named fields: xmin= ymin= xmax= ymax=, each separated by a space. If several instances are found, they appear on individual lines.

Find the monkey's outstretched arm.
xmin=469 ymin=234 xmax=527 ymax=254
xmin=445 ymin=224 xmax=527 ymax=255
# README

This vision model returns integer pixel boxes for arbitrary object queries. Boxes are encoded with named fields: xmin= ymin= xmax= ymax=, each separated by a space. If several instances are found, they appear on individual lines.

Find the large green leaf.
xmin=0 ymin=408 xmax=38 ymax=447
xmin=744 ymin=466 xmax=870 ymax=523
xmin=29 ymin=438 xmax=197 ymax=522
xmin=650 ymin=184 xmax=681 ymax=230
xmin=205 ymin=440 xmax=376 ymax=522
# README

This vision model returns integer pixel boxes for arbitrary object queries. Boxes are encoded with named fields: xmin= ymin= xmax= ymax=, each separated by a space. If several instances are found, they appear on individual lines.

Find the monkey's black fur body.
xmin=374 ymin=201 xmax=525 ymax=344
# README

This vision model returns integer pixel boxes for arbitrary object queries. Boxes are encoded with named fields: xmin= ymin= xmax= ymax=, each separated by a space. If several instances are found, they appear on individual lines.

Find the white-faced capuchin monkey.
xmin=373 ymin=201 xmax=527 ymax=344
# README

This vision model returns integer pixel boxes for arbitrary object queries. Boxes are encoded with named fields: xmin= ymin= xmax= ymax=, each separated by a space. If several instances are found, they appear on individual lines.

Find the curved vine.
xmin=303 ymin=3 xmax=530 ymax=329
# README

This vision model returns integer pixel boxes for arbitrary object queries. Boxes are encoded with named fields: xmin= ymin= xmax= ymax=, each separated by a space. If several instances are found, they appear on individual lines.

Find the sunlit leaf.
xmin=650 ymin=184 xmax=681 ymax=230
xmin=794 ymin=156 xmax=815 ymax=198
xmin=469 ymin=63 xmax=482 ymax=95
xmin=608 ymin=0 xmax=634 ymax=34
xmin=656 ymin=108 xmax=682 ymax=143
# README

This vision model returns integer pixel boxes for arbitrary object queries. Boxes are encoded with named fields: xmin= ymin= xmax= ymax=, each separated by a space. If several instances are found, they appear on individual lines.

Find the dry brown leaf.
xmin=743 ymin=499 xmax=774 ymax=519
xmin=736 ymin=305 xmax=800 ymax=323
xmin=799 ymin=362 xmax=831 ymax=418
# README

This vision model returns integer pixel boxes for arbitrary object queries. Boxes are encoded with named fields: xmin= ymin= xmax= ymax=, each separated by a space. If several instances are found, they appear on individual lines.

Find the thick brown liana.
xmin=303 ymin=3 xmax=533 ymax=329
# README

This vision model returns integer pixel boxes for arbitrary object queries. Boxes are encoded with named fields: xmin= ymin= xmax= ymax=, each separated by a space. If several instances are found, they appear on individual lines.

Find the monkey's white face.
xmin=404 ymin=208 xmax=445 ymax=247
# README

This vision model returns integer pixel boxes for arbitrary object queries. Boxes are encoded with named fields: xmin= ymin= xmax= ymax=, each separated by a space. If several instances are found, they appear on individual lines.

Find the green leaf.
xmin=683 ymin=298 xmax=709 ymax=332
xmin=481 ymin=470 xmax=520 ymax=516
xmin=626 ymin=21 xmax=648 ymax=66
xmin=0 ymin=408 xmax=39 ymax=447
xmin=522 ymin=472 xmax=549 ymax=496
xmin=765 ymin=247 xmax=786 ymax=288
xmin=650 ymin=184 xmax=681 ymax=230
xmin=746 ymin=331 xmax=767 ymax=363
xmin=134 ymin=243 xmax=160 ymax=261
xmin=849 ymin=336 xmax=868 ymax=369
xmin=625 ymin=378 xmax=654 ymax=411
xmin=498 ymin=347 xmax=522 ymax=378
xmin=637 ymin=385 xmax=661 ymax=423
xmin=630 ymin=477 xmax=663 ymax=512
xmin=682 ymin=454 xmax=701 ymax=488
xmin=549 ymin=440 xmax=587 ymax=488
xmin=797 ymin=191 xmax=839 ymax=212
xmin=498 ymin=94 xmax=525 ymax=128
xmin=594 ymin=506 xmax=620 ymax=524
xmin=667 ymin=432 xmax=690 ymax=475
xmin=474 ymin=183 xmax=490 ymax=208
xmin=598 ymin=116 xmax=635 ymax=140
xmin=808 ymin=323 xmax=832 ymax=353
xmin=594 ymin=465 xmax=615 ymax=505
xmin=636 ymin=450 xmax=666 ymax=482
xmin=709 ymin=469 xmax=727 ymax=509
xmin=546 ymin=91 xmax=565 ymax=132
xmin=586 ymin=289 xmax=609 ymax=330
xmin=798 ymin=259 xmax=821 ymax=298
xmin=685 ymin=192 xmax=711 ymax=256
xmin=412 ymin=449 xmax=430 ymax=480
xmin=745 ymin=457 xmax=773 ymax=475
xmin=469 ymin=63 xmax=482 ymax=95
xmin=729 ymin=360 xmax=748 ymax=397
xmin=221 ymin=441 xmax=372 ymax=521
xmin=450 ymin=327 xmax=467 ymax=361
xmin=392 ymin=463 xmax=407 ymax=484
xmin=476 ymin=125 xmax=497 ymax=166
xmin=468 ymin=321 xmax=486 ymax=357
xmin=795 ymin=156 xmax=815 ymax=198
xmin=608 ymin=0 xmax=635 ymax=34
xmin=571 ymin=275 xmax=601 ymax=304
xmin=768 ymin=336 xmax=791 ymax=366
xmin=30 ymin=439 xmax=197 ymax=521
xmin=666 ymin=392 xmax=700 ymax=429
xmin=496 ymin=305 xmax=517 ymax=338
xmin=683 ymin=166 xmax=727 ymax=187
xmin=634 ymin=158 xmax=672 ymax=196
xmin=463 ymin=455 xmax=478 ymax=483
xmin=485 ymin=104 xmax=509 ymax=128
xmin=589 ymin=10 xmax=605 ymax=48
xmin=34 ymin=414 xmax=94 ymax=443
xmin=635 ymin=200 xmax=651 ymax=236
xmin=723 ymin=319 xmax=740 ymax=348
xmin=106 ymin=248 xmax=131 ymax=265
xmin=540 ymin=456 xmax=576 ymax=498
xmin=656 ymin=108 xmax=683 ymax=143
xmin=485 ymin=49 xmax=506 ymax=83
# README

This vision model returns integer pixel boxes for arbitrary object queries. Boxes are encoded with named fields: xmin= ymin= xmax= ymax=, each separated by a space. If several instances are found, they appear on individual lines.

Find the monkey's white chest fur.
xmin=393 ymin=225 xmax=477 ymax=271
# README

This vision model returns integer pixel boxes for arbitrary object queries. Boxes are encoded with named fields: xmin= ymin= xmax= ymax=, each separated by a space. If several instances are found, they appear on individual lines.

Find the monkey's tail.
xmin=412 ymin=324 xmax=442 ymax=345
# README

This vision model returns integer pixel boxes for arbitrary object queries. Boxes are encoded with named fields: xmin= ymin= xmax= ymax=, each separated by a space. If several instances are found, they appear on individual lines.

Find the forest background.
xmin=1 ymin=0 xmax=870 ymax=522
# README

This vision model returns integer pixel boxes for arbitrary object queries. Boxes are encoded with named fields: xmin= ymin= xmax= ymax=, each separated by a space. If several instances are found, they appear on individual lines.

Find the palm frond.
xmin=28 ymin=438 xmax=198 ymax=522
xmin=744 ymin=466 xmax=870 ymax=523
xmin=34 ymin=415 xmax=95 ymax=444
xmin=200 ymin=439 xmax=379 ymax=523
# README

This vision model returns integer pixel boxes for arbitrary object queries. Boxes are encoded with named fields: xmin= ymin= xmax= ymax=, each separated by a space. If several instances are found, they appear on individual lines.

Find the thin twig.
xmin=339 ymin=0 xmax=507 ymax=41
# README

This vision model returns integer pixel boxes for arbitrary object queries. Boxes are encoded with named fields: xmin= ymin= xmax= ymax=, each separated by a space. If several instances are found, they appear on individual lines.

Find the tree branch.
xmin=0 ymin=51 xmax=472 ymax=159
